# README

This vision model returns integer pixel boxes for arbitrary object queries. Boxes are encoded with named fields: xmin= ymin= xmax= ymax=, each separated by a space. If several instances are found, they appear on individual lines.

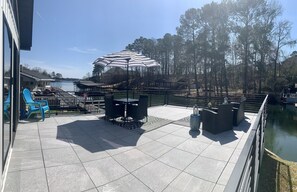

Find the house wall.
xmin=0 ymin=0 xmax=21 ymax=189
xmin=20 ymin=76 xmax=53 ymax=91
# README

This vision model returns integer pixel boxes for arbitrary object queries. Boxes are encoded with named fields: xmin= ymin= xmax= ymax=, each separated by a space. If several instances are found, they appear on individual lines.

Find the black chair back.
xmin=104 ymin=95 xmax=114 ymax=118
xmin=127 ymin=95 xmax=148 ymax=121
xmin=218 ymin=104 xmax=233 ymax=130
xmin=104 ymin=95 xmax=125 ymax=120
xmin=231 ymin=101 xmax=245 ymax=126
xmin=138 ymin=95 xmax=148 ymax=117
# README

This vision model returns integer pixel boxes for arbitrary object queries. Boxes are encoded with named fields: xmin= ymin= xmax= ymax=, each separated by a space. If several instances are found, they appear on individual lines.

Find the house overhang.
xmin=18 ymin=0 xmax=34 ymax=50
xmin=21 ymin=72 xmax=55 ymax=82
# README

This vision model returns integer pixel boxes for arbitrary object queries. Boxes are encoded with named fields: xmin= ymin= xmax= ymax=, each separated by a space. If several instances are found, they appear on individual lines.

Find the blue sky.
xmin=21 ymin=0 xmax=296 ymax=78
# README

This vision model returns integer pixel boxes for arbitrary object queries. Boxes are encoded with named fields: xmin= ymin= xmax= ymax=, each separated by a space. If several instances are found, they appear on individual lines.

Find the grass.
xmin=258 ymin=149 xmax=297 ymax=192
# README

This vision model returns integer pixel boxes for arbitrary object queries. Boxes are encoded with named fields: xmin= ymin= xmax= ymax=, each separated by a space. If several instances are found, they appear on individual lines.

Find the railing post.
xmin=187 ymin=93 xmax=189 ymax=107
xmin=167 ymin=91 xmax=169 ymax=105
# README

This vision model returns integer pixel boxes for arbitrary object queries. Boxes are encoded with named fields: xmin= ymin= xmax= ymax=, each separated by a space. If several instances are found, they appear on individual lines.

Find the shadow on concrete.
xmin=201 ymin=119 xmax=251 ymax=145
xmin=56 ymin=118 xmax=142 ymax=153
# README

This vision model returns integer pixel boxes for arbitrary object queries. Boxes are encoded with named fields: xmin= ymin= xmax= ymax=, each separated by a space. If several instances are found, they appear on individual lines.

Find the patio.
xmin=3 ymin=105 xmax=257 ymax=192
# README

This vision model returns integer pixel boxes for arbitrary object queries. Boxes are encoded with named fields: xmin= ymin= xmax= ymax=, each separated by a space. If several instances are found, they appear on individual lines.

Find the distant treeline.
xmin=55 ymin=78 xmax=80 ymax=81
xmin=21 ymin=64 xmax=66 ymax=80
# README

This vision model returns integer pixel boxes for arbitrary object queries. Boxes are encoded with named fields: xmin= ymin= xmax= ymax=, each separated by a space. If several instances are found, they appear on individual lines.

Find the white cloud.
xmin=36 ymin=11 xmax=45 ymax=21
xmin=67 ymin=47 xmax=100 ymax=54
xmin=86 ymin=48 xmax=99 ymax=52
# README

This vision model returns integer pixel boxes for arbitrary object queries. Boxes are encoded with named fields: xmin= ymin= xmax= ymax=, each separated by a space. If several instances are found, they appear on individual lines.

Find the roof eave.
xmin=21 ymin=72 xmax=54 ymax=82
xmin=18 ymin=0 xmax=34 ymax=50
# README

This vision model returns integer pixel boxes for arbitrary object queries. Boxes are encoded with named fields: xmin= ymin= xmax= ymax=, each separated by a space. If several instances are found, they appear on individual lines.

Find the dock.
xmin=50 ymin=87 xmax=103 ymax=112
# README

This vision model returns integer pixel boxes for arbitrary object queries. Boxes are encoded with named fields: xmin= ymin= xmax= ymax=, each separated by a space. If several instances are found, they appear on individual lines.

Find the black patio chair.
xmin=202 ymin=104 xmax=233 ymax=134
xmin=127 ymin=95 xmax=148 ymax=122
xmin=231 ymin=101 xmax=245 ymax=126
xmin=104 ymin=95 xmax=125 ymax=120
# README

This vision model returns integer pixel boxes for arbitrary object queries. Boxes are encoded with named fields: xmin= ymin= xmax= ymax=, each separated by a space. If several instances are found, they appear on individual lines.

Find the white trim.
xmin=1 ymin=0 xmax=19 ymax=49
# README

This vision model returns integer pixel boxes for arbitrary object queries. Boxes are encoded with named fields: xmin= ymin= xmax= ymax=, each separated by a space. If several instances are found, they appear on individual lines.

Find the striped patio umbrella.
xmin=93 ymin=50 xmax=160 ymax=101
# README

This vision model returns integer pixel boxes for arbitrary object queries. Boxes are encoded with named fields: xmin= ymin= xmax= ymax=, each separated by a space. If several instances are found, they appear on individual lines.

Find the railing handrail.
xmin=224 ymin=94 xmax=268 ymax=192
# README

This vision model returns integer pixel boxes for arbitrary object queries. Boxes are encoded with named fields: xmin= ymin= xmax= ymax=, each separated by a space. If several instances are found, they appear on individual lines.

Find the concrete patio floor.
xmin=3 ymin=105 xmax=257 ymax=192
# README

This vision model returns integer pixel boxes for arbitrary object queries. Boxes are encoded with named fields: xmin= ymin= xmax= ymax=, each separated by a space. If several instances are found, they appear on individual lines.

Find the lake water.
xmin=265 ymin=105 xmax=297 ymax=162
xmin=50 ymin=80 xmax=76 ymax=92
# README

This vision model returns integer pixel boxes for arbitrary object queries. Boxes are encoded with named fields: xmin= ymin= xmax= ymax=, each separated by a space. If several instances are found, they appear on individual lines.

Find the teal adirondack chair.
xmin=22 ymin=88 xmax=50 ymax=121
xmin=4 ymin=91 xmax=10 ymax=119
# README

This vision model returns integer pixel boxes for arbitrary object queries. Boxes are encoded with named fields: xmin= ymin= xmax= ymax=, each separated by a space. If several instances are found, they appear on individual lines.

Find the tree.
xmin=272 ymin=20 xmax=296 ymax=92
xmin=92 ymin=64 xmax=104 ymax=82
xmin=156 ymin=33 xmax=173 ymax=76
xmin=201 ymin=2 xmax=231 ymax=97
xmin=290 ymin=51 xmax=297 ymax=57
xmin=55 ymin=73 xmax=63 ymax=79
xmin=280 ymin=54 xmax=297 ymax=83
xmin=252 ymin=0 xmax=281 ymax=93
xmin=177 ymin=8 xmax=202 ymax=95
xmin=162 ymin=33 xmax=173 ymax=76
xmin=83 ymin=72 xmax=91 ymax=80
xmin=232 ymin=0 xmax=263 ymax=94
xmin=92 ymin=64 xmax=104 ymax=77
xmin=172 ymin=35 xmax=184 ymax=75
xmin=51 ymin=71 xmax=56 ymax=78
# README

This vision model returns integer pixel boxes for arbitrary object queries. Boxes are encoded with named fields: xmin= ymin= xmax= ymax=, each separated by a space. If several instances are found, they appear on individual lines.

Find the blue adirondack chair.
xmin=4 ymin=91 xmax=10 ymax=119
xmin=22 ymin=88 xmax=50 ymax=121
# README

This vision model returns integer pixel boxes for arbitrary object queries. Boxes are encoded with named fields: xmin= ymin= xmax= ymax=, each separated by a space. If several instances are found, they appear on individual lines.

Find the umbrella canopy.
xmin=93 ymin=50 xmax=160 ymax=68
xmin=93 ymin=50 xmax=160 ymax=100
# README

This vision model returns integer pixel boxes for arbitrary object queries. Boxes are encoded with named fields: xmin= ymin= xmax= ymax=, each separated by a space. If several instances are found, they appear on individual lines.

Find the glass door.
xmin=2 ymin=19 xmax=12 ymax=168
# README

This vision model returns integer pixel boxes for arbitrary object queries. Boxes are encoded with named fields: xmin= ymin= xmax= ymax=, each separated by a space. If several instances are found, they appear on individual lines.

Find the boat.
xmin=280 ymin=84 xmax=297 ymax=105
xmin=74 ymin=80 xmax=106 ymax=97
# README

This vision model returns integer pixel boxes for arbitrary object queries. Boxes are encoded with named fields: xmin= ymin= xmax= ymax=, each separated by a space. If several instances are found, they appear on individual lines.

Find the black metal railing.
xmin=224 ymin=95 xmax=268 ymax=192
xmin=34 ymin=88 xmax=266 ymax=114
xmin=113 ymin=90 xmax=266 ymax=112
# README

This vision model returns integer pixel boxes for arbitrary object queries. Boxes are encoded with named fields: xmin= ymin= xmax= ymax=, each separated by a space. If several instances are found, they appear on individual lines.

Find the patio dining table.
xmin=114 ymin=98 xmax=139 ymax=104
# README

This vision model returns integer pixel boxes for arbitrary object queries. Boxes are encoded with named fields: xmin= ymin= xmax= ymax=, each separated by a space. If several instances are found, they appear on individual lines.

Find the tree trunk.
xmin=204 ymin=57 xmax=207 ymax=99
xmin=258 ymin=52 xmax=265 ymax=94
xmin=273 ymin=45 xmax=280 ymax=93
xmin=243 ymin=41 xmax=248 ymax=94
xmin=222 ymin=55 xmax=229 ymax=96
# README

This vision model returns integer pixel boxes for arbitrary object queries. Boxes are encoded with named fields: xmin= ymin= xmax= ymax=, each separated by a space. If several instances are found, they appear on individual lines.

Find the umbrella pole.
xmin=126 ymin=64 xmax=129 ymax=103
xmin=126 ymin=58 xmax=130 ymax=103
